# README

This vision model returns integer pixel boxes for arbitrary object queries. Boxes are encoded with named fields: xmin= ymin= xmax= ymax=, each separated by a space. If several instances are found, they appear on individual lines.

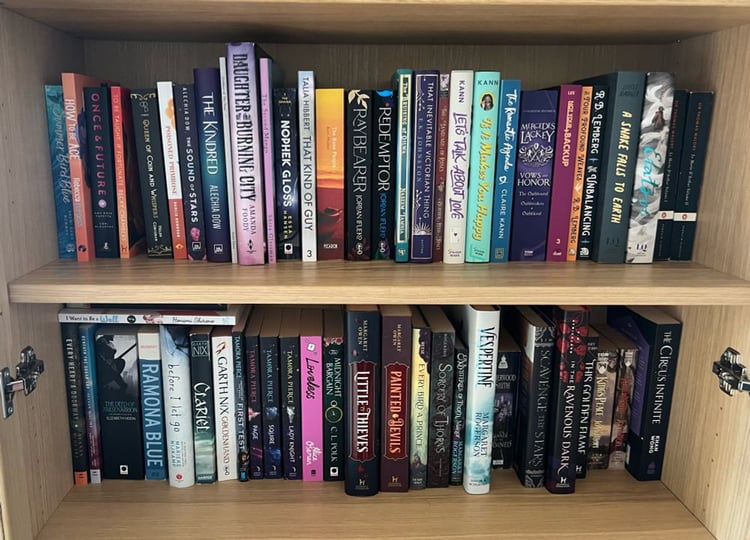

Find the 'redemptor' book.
xmin=372 ymin=89 xmax=396 ymax=259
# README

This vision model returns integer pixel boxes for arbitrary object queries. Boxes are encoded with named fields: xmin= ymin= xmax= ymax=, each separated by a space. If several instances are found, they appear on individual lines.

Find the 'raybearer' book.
xmin=372 ymin=90 xmax=396 ymax=260
xmin=346 ymin=89 xmax=373 ymax=260
xmin=137 ymin=326 xmax=166 ymax=481
xmin=61 ymin=323 xmax=89 ymax=485
xmin=345 ymin=305 xmax=381 ymax=496
xmin=492 ymin=329 xmax=521 ymax=469
xmin=190 ymin=326 xmax=216 ymax=483
xmin=274 ymin=88 xmax=301 ymax=260
xmin=323 ymin=308 xmax=345 ymax=481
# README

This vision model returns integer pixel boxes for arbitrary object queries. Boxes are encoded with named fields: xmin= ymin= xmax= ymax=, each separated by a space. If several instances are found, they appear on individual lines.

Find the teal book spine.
xmin=392 ymin=69 xmax=413 ymax=262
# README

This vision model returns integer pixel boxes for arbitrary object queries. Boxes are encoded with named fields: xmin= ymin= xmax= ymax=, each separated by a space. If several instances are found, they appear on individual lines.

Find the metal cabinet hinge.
xmin=713 ymin=347 xmax=750 ymax=397
xmin=1 ymin=346 xmax=45 ymax=419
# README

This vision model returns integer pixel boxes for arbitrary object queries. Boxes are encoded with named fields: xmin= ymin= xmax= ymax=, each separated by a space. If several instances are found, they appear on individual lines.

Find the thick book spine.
xmin=194 ymin=68 xmax=232 ymax=262
xmin=433 ymin=74 xmax=450 ymax=262
xmin=61 ymin=323 xmax=89 ymax=485
xmin=372 ymin=90 xmax=396 ymax=260
xmin=280 ymin=310 xmax=302 ymax=480
xmin=300 ymin=311 xmax=324 ymax=481
xmin=160 ymin=325 xmax=195 ymax=487
xmin=576 ymin=331 xmax=598 ymax=478
xmin=298 ymin=71 xmax=318 ymax=261
xmin=449 ymin=337 xmax=469 ymax=485
xmin=244 ymin=316 xmax=264 ymax=479
xmin=232 ymin=318 xmax=250 ymax=481
xmin=492 ymin=333 xmax=520 ymax=469
xmin=410 ymin=71 xmax=439 ymax=262
xmin=345 ymin=306 xmax=381 ymax=496
xmin=626 ymin=72 xmax=676 ymax=263
xmin=79 ymin=323 xmax=102 ymax=484
xmin=443 ymin=70 xmax=474 ymax=264
xmin=219 ymin=57 xmax=238 ymax=263
xmin=274 ymin=88 xmax=301 ymax=260
xmin=380 ymin=306 xmax=411 ymax=492
xmin=465 ymin=72 xmax=501 ymax=262
xmin=130 ymin=89 xmax=173 ymax=258
xmin=212 ymin=329 xmax=237 ymax=481
xmin=346 ymin=89 xmax=373 ymax=260
xmin=323 ymin=309 xmax=345 ymax=481
xmin=546 ymin=85 xmax=582 ymax=261
xmin=45 ymin=85 xmax=76 ymax=259
xmin=567 ymin=86 xmax=592 ymax=261
xmin=137 ymin=327 xmax=167 ymax=481
xmin=259 ymin=57 xmax=277 ymax=264
xmin=393 ymin=69 xmax=413 ymax=262
xmin=587 ymin=334 xmax=618 ymax=470
xmin=316 ymin=88 xmax=345 ymax=260
xmin=490 ymin=79 xmax=521 ymax=263
xmin=174 ymin=83 xmax=207 ymax=261
xmin=410 ymin=309 xmax=430 ymax=489
xmin=260 ymin=315 xmax=283 ymax=478
xmin=190 ymin=328 xmax=217 ymax=483
xmin=156 ymin=81 xmax=188 ymax=259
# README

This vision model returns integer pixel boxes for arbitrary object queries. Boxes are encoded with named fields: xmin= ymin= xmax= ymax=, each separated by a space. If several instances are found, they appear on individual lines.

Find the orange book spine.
xmin=315 ymin=88 xmax=345 ymax=260
xmin=567 ymin=86 xmax=593 ymax=261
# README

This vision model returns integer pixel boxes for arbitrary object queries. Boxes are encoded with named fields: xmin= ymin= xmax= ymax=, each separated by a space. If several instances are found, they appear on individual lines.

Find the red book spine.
xmin=433 ymin=73 xmax=450 ymax=262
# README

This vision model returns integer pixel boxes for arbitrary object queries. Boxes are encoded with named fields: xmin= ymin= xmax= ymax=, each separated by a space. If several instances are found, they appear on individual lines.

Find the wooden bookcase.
xmin=1 ymin=2 xmax=749 ymax=539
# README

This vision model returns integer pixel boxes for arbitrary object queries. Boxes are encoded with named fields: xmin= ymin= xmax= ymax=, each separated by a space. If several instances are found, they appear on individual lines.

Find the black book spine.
xmin=245 ymin=332 xmax=264 ymax=479
xmin=323 ymin=315 xmax=345 ymax=481
xmin=233 ymin=327 xmax=249 ymax=481
xmin=130 ymin=89 xmax=173 ymax=257
xmin=576 ymin=332 xmax=598 ymax=478
xmin=273 ymin=88 xmax=301 ymax=260
xmin=280 ymin=333 xmax=302 ymax=479
xmin=427 ymin=328 xmax=455 ymax=487
xmin=62 ymin=323 xmax=90 ymax=485
xmin=492 ymin=345 xmax=520 ymax=469
xmin=449 ymin=337 xmax=468 ymax=486
xmin=174 ymin=83 xmax=207 ymax=261
xmin=372 ymin=90 xmax=396 ymax=260
xmin=84 ymin=86 xmax=119 ymax=258
xmin=260 ymin=334 xmax=282 ymax=478
xmin=346 ymin=90 xmax=374 ymax=260
xmin=190 ymin=329 xmax=217 ymax=483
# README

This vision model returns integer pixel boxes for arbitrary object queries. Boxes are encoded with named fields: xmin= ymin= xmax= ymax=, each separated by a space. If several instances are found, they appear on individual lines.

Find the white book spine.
xmin=220 ymin=57 xmax=239 ymax=264
xmin=298 ymin=70 xmax=317 ymax=261
xmin=442 ymin=70 xmax=474 ymax=264
xmin=212 ymin=332 xmax=238 ymax=480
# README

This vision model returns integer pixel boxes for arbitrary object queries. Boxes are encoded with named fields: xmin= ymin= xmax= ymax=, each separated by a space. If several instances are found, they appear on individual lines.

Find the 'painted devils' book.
xmin=409 ymin=306 xmax=430 ymax=489
xmin=244 ymin=307 xmax=264 ymax=478
xmin=587 ymin=331 xmax=618 ymax=470
xmin=449 ymin=336 xmax=469 ymax=485
xmin=346 ymin=89 xmax=373 ymax=260
xmin=492 ymin=329 xmax=521 ymax=469
xmin=576 ymin=328 xmax=598 ymax=478
xmin=323 ymin=308 xmax=345 ymax=481
xmin=260 ymin=308 xmax=283 ymax=478
xmin=280 ymin=308 xmax=303 ymax=479
xmin=61 ymin=323 xmax=89 ymax=484
xmin=274 ymin=88 xmax=301 ymax=260
xmin=345 ymin=305 xmax=381 ymax=496
xmin=300 ymin=309 xmax=324 ymax=481
xmin=79 ymin=323 xmax=102 ymax=483
xmin=190 ymin=326 xmax=216 ymax=483
xmin=316 ymin=88 xmax=345 ymax=260
xmin=372 ymin=90 xmax=396 ymax=260
xmin=137 ymin=326 xmax=166 ymax=480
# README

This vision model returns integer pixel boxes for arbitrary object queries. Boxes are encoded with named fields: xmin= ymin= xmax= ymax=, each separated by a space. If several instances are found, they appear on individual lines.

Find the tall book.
xmin=576 ymin=71 xmax=646 ymax=263
xmin=232 ymin=306 xmax=252 ymax=481
xmin=449 ymin=336 xmax=469 ymax=485
xmin=130 ymin=89 xmax=173 ymax=258
xmin=566 ymin=86 xmax=592 ymax=261
xmin=79 ymin=323 xmax=102 ymax=483
xmin=280 ymin=308 xmax=303 ymax=479
xmin=137 ymin=326 xmax=167 ymax=480
xmin=95 ymin=326 xmax=144 ymax=479
xmin=422 ymin=305 xmax=455 ymax=488
xmin=274 ymin=88 xmax=301 ymax=260
xmin=372 ymin=89 xmax=396 ymax=260
xmin=510 ymin=90 xmax=558 ymax=261
xmin=546 ymin=85 xmax=582 ymax=261
xmin=160 ymin=325 xmax=195 ymax=487
xmin=433 ymin=73 xmax=451 ymax=262
xmin=608 ymin=306 xmax=682 ymax=481
xmin=444 ymin=305 xmax=501 ymax=495
xmin=492 ymin=329 xmax=521 ymax=469
xmin=345 ymin=89 xmax=373 ymax=260
xmin=61 ymin=323 xmax=89 ymax=484
xmin=194 ymin=68 xmax=232 ymax=262
xmin=345 ymin=305 xmax=381 ymax=496
xmin=190 ymin=326 xmax=217 ymax=483
xmin=465 ymin=71 xmax=501 ymax=262
xmin=219 ymin=56 xmax=239 ymax=263
xmin=259 ymin=57 xmax=279 ymax=264
xmin=626 ymin=72 xmax=675 ymax=263
xmin=298 ymin=71 xmax=317 ymax=261
xmin=587 ymin=331 xmax=618 ymax=470
xmin=244 ymin=306 xmax=265 ymax=478
xmin=443 ymin=70 xmax=474 ymax=264
xmin=409 ymin=306 xmax=430 ymax=489
xmin=323 ymin=308 xmax=345 ymax=481
xmin=300 ymin=309 xmax=324 ymax=481
xmin=490 ymin=79 xmax=521 ymax=263
xmin=173 ymin=83 xmax=207 ymax=261
xmin=410 ymin=71 xmax=439 ymax=262
xmin=316 ymin=88 xmax=345 ymax=260
xmin=260 ymin=307 xmax=283 ymax=478
xmin=379 ymin=305 xmax=411 ymax=492
xmin=392 ymin=68 xmax=413 ymax=262
xmin=156 ymin=81 xmax=188 ymax=259
xmin=212 ymin=326 xmax=237 ymax=481
xmin=576 ymin=328 xmax=598 ymax=479
xmin=45 ymin=85 xmax=76 ymax=259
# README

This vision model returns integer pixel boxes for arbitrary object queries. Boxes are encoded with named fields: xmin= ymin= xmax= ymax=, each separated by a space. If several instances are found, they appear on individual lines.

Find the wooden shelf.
xmin=7 ymin=0 xmax=750 ymax=44
xmin=8 ymin=258 xmax=750 ymax=306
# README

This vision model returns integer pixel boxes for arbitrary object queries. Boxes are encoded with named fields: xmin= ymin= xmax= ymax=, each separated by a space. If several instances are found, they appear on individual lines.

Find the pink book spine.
xmin=546 ymin=84 xmax=582 ymax=261
xmin=227 ymin=42 xmax=266 ymax=265
xmin=300 ymin=334 xmax=324 ymax=481
xmin=259 ymin=58 xmax=277 ymax=264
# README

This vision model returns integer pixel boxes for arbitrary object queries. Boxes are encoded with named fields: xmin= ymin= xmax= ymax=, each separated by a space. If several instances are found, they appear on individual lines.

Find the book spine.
xmin=156 ymin=81 xmax=188 ymax=259
xmin=301 ymin=333 xmax=324 ymax=481
xmin=610 ymin=346 xmax=636 ymax=469
xmin=433 ymin=73 xmax=450 ymax=262
xmin=190 ymin=330 xmax=217 ymax=483
xmin=213 ymin=332 xmax=237 ymax=480
xmin=137 ymin=330 xmax=167 ymax=480
xmin=465 ymin=71 xmax=501 ymax=262
xmin=245 ymin=331 xmax=264 ymax=479
xmin=174 ymin=83 xmax=207 ymax=261
xmin=576 ymin=332 xmax=597 ymax=479
xmin=194 ymin=68 xmax=232 ymax=262
xmin=45 ymin=85 xmax=76 ymax=259
xmin=345 ymin=308 xmax=380 ymax=496
xmin=79 ymin=324 xmax=102 ymax=483
xmin=449 ymin=339 xmax=468 ymax=485
xmin=626 ymin=73 xmax=676 ymax=263
xmin=130 ymin=89 xmax=173 ymax=258
xmin=61 ymin=323 xmax=89 ymax=484
xmin=323 ymin=326 xmax=345 ymax=481
xmin=274 ymin=88 xmax=301 ymax=260
xmin=492 ymin=348 xmax=520 ymax=469
xmin=160 ymin=326 xmax=195 ymax=487
xmin=316 ymin=88 xmax=345 ymax=260
xmin=393 ymin=69 xmax=413 ymax=262
xmin=219 ymin=57 xmax=239 ymax=263
xmin=510 ymin=90 xmax=558 ymax=261
xmin=546 ymin=85 xmax=582 ymax=261
xmin=587 ymin=343 xmax=618 ymax=469
xmin=372 ymin=90 xmax=396 ymax=260
xmin=427 ymin=328 xmax=455 ymax=487
xmin=280 ymin=333 xmax=302 ymax=479
xmin=671 ymin=91 xmax=715 ymax=260
xmin=233 ymin=327 xmax=249 ymax=481
xmin=260 ymin=333 xmax=282 ymax=478
xmin=410 ymin=322 xmax=430 ymax=489
xmin=259 ymin=57 xmax=276 ymax=264
xmin=345 ymin=89 xmax=373 ymax=260
xmin=443 ymin=70 xmax=474 ymax=264
xmin=298 ymin=71 xmax=318 ymax=261
xmin=490 ymin=79 xmax=521 ymax=263
xmin=577 ymin=86 xmax=609 ymax=260
xmin=567 ymin=86 xmax=592 ymax=261
xmin=410 ymin=71 xmax=439 ymax=262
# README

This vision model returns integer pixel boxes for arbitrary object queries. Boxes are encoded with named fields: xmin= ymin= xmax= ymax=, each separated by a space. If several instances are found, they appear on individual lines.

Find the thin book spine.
xmin=244 ymin=308 xmax=264 ymax=478
xmin=576 ymin=330 xmax=598 ymax=478
xmin=260 ymin=309 xmax=283 ymax=478
xmin=409 ymin=307 xmax=430 ymax=489
xmin=300 ymin=310 xmax=324 ymax=481
xmin=61 ymin=323 xmax=89 ymax=485
xmin=345 ymin=89 xmax=373 ymax=260
xmin=138 ymin=326 xmax=167 ymax=480
xmin=492 ymin=330 xmax=521 ymax=469
xmin=567 ymin=86 xmax=592 ymax=261
xmin=190 ymin=326 xmax=217 ymax=483
xmin=79 ymin=323 xmax=102 ymax=484
xmin=433 ymin=73 xmax=450 ymax=262
xmin=232 ymin=308 xmax=251 ymax=481
xmin=298 ymin=70 xmax=318 ymax=261
xmin=219 ymin=56 xmax=239 ymax=263
xmin=393 ymin=69 xmax=413 ymax=262
xmin=587 ymin=331 xmax=618 ymax=470
xmin=371 ymin=90 xmax=396 ymax=260
xmin=259 ymin=57 xmax=277 ymax=264
xmin=274 ymin=88 xmax=301 ymax=260
xmin=449 ymin=336 xmax=469 ymax=485
xmin=323 ymin=309 xmax=345 ymax=481
xmin=280 ymin=308 xmax=303 ymax=479
xmin=212 ymin=327 xmax=237 ymax=481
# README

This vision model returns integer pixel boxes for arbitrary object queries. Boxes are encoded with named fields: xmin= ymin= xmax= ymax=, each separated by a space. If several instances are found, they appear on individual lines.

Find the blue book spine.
xmin=45 ymin=85 xmax=76 ymax=259
xmin=392 ymin=69 xmax=413 ymax=262
xmin=79 ymin=323 xmax=102 ymax=484
xmin=139 ymin=335 xmax=167 ymax=480
xmin=194 ymin=68 xmax=232 ymax=262
xmin=490 ymin=80 xmax=521 ymax=263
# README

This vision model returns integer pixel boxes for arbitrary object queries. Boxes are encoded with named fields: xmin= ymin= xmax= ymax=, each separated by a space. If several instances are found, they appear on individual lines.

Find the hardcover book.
xmin=61 ymin=323 xmax=89 ymax=484
xmin=392 ymin=68 xmax=413 ymax=262
xmin=587 ymin=331 xmax=618 ymax=469
xmin=274 ymin=88 xmax=301 ymax=260
xmin=244 ymin=306 xmax=265 ymax=478
xmin=58 ymin=305 xmax=245 ymax=326
xmin=433 ymin=73 xmax=451 ymax=262
xmin=137 ymin=326 xmax=167 ymax=480
xmin=345 ymin=89 xmax=373 ymax=260
xmin=567 ymin=86 xmax=592 ymax=261
xmin=280 ymin=308 xmax=303 ymax=479
xmin=219 ymin=56 xmax=238 ymax=263
xmin=323 ymin=308 xmax=345 ymax=481
xmin=232 ymin=306 xmax=252 ymax=481
xmin=190 ymin=326 xmax=217 ymax=483
xmin=316 ymin=88 xmax=345 ymax=260
xmin=449 ymin=336 xmax=469 ymax=485
xmin=372 ymin=90 xmax=396 ymax=260
xmin=212 ymin=326 xmax=237 ymax=481
xmin=259 ymin=57 xmax=279 ymax=264
xmin=298 ymin=70 xmax=318 ymax=261
xmin=409 ymin=306 xmax=431 ymax=489
xmin=79 ymin=323 xmax=102 ymax=483
xmin=260 ymin=308 xmax=283 ymax=478
xmin=492 ymin=329 xmax=521 ymax=469
xmin=576 ymin=329 xmax=598 ymax=478
xmin=300 ymin=309 xmax=324 ymax=481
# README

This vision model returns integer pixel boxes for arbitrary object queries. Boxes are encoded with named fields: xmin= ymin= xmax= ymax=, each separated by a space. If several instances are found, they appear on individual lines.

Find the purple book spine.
xmin=259 ymin=58 xmax=277 ymax=264
xmin=510 ymin=90 xmax=558 ymax=261
xmin=301 ymin=333 xmax=324 ymax=481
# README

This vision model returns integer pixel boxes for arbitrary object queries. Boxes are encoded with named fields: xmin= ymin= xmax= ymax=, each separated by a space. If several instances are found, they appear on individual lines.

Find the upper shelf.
xmin=8 ymin=258 xmax=750 ymax=306
xmin=7 ymin=1 xmax=750 ymax=44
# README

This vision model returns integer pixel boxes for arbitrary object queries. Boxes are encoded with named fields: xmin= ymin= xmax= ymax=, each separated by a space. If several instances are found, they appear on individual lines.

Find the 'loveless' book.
xmin=346 ymin=89 xmax=373 ymax=260
xmin=323 ymin=308 xmax=345 ymax=481
xmin=274 ymin=88 xmax=301 ymax=260
xmin=300 ymin=309 xmax=324 ymax=481
xmin=372 ymin=90 xmax=396 ymax=259
xmin=137 ymin=326 xmax=167 ymax=481
xmin=190 ymin=326 xmax=216 ymax=483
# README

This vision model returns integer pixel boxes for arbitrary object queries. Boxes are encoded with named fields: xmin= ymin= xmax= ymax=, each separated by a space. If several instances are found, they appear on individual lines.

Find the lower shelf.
xmin=38 ymin=470 xmax=710 ymax=539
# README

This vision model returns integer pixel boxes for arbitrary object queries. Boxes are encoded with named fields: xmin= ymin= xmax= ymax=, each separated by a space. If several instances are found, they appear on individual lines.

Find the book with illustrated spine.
xmin=323 ymin=309 xmax=345 ymax=481
xmin=567 ymin=86 xmax=592 ymax=261
xmin=433 ymin=73 xmax=451 ymax=262
xmin=316 ymin=88 xmax=345 ymax=260
xmin=244 ymin=307 xmax=265 ymax=478
xmin=449 ymin=336 xmax=469 ymax=485
xmin=259 ymin=57 xmax=279 ymax=263
xmin=492 ymin=329 xmax=521 ymax=469
xmin=280 ymin=308 xmax=303 ymax=479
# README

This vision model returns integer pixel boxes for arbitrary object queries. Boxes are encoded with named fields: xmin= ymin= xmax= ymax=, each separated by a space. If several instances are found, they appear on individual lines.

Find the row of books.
xmin=60 ymin=302 xmax=681 ymax=495
xmin=44 ymin=42 xmax=714 ymax=266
